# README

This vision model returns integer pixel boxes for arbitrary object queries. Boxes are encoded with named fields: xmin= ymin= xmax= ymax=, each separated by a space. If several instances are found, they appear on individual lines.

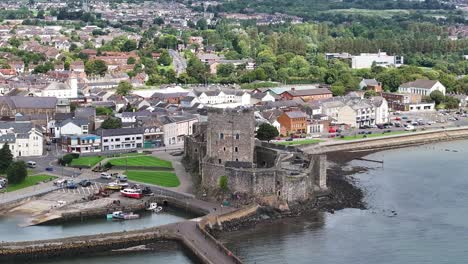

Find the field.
xmin=110 ymin=156 xmax=173 ymax=168
xmin=126 ymin=170 xmax=180 ymax=187
xmin=322 ymin=8 xmax=411 ymax=18
xmin=5 ymin=175 xmax=57 ymax=192
xmin=275 ymin=139 xmax=323 ymax=146
xmin=70 ymin=156 xmax=105 ymax=167
xmin=336 ymin=131 xmax=409 ymax=140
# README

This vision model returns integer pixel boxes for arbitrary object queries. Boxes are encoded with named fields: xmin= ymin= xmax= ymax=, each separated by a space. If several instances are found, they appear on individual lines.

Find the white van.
xmin=27 ymin=161 xmax=36 ymax=168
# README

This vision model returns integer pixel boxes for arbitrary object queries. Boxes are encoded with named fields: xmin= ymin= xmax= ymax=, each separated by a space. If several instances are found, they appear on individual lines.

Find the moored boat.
xmin=120 ymin=188 xmax=142 ymax=199
xmin=105 ymin=182 xmax=121 ymax=190
xmin=111 ymin=211 xmax=140 ymax=220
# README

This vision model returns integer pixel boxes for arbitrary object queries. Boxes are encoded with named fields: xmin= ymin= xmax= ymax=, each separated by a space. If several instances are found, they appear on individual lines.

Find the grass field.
xmin=110 ymin=156 xmax=173 ymax=168
xmin=5 ymin=175 xmax=57 ymax=192
xmin=275 ymin=139 xmax=323 ymax=146
xmin=126 ymin=170 xmax=180 ymax=187
xmin=70 ymin=156 xmax=105 ymax=167
xmin=336 ymin=131 xmax=409 ymax=140
xmin=322 ymin=8 xmax=411 ymax=18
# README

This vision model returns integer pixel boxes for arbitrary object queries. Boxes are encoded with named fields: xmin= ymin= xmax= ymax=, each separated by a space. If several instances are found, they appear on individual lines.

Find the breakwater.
xmin=302 ymin=127 xmax=468 ymax=154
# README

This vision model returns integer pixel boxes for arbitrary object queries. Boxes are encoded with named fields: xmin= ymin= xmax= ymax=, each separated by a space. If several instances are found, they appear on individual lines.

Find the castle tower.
xmin=206 ymin=108 xmax=255 ymax=165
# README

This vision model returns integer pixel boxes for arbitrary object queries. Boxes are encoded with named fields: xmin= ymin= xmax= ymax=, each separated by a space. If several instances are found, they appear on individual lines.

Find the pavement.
xmin=169 ymin=49 xmax=187 ymax=76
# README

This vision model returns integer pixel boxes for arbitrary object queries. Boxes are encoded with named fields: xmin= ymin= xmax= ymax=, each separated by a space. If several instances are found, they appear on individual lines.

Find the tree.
xmin=85 ymin=59 xmax=108 ymax=76
xmin=116 ymin=81 xmax=133 ymax=96
xmin=36 ymin=10 xmax=45 ymax=19
xmin=444 ymin=96 xmax=460 ymax=109
xmin=153 ymin=17 xmax=164 ymax=26
xmin=331 ymin=84 xmax=346 ymax=96
xmin=7 ymin=161 xmax=27 ymax=184
xmin=187 ymin=57 xmax=209 ymax=83
xmin=0 ymin=143 xmax=13 ymax=173
xmin=158 ymin=50 xmax=172 ymax=66
xmin=217 ymin=63 xmax=235 ymax=78
xmin=430 ymin=90 xmax=445 ymax=105
xmin=101 ymin=118 xmax=122 ymax=129
xmin=122 ymin=39 xmax=137 ymax=52
xmin=196 ymin=18 xmax=208 ymax=30
xmin=127 ymin=57 xmax=136 ymax=64
xmin=256 ymin=123 xmax=279 ymax=142
xmin=8 ymin=37 xmax=22 ymax=48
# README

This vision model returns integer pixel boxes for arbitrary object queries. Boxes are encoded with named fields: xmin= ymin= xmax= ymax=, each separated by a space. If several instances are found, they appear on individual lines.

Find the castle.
xmin=184 ymin=108 xmax=328 ymax=203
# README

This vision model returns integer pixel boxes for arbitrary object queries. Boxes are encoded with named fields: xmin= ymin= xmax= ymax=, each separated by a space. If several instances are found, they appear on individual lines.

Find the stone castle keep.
xmin=184 ymin=108 xmax=327 ymax=203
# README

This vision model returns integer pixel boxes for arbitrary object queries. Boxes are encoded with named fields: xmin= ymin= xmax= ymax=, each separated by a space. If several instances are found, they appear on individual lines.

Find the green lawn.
xmin=109 ymin=156 xmax=173 ymax=168
xmin=275 ymin=139 xmax=323 ymax=146
xmin=336 ymin=131 xmax=410 ymax=140
xmin=126 ymin=170 xmax=180 ymax=187
xmin=70 ymin=156 xmax=105 ymax=167
xmin=5 ymin=175 xmax=57 ymax=192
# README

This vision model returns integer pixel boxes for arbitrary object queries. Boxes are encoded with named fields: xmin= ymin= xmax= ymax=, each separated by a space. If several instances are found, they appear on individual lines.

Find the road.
xmin=169 ymin=49 xmax=187 ymax=76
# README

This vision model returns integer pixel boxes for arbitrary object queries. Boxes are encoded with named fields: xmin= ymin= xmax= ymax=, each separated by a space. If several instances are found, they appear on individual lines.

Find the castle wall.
xmin=201 ymin=162 xmax=226 ymax=188
xmin=254 ymin=146 xmax=278 ymax=168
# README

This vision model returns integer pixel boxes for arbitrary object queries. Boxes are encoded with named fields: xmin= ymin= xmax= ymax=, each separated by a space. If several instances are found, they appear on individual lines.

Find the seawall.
xmin=301 ymin=127 xmax=468 ymax=154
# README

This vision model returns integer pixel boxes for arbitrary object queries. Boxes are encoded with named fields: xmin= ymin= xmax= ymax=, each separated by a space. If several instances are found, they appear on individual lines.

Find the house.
xmin=0 ymin=122 xmax=43 ymax=157
xmin=41 ymin=76 xmax=78 ymax=98
xmin=281 ymin=88 xmax=332 ymax=102
xmin=250 ymin=92 xmax=276 ymax=105
xmin=61 ymin=134 xmax=101 ymax=154
xmin=158 ymin=114 xmax=199 ymax=146
xmin=54 ymin=118 xmax=90 ymax=138
xmin=277 ymin=111 xmax=307 ymax=135
xmin=96 ymin=127 xmax=144 ymax=151
xmin=70 ymin=61 xmax=85 ymax=73
xmin=359 ymin=79 xmax=382 ymax=92
xmin=187 ymin=87 xmax=251 ymax=108
xmin=398 ymin=80 xmax=446 ymax=96
xmin=326 ymin=51 xmax=403 ymax=69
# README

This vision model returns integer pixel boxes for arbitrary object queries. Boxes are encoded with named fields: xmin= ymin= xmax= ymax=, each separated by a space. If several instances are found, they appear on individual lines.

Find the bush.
xmin=104 ymin=162 xmax=113 ymax=169
xmin=60 ymin=154 xmax=78 ymax=165
xmin=219 ymin=176 xmax=228 ymax=192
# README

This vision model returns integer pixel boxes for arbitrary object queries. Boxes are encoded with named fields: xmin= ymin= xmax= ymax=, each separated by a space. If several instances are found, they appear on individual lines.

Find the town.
xmin=0 ymin=0 xmax=467 ymax=263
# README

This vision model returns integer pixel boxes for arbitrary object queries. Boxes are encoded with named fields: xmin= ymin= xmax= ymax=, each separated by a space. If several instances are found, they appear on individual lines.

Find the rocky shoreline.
xmin=208 ymin=150 xmax=372 ymax=236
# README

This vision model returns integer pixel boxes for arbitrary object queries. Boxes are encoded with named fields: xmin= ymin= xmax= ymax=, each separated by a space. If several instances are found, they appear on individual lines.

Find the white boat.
xmin=111 ymin=211 xmax=140 ymax=220
xmin=146 ymin=203 xmax=163 ymax=213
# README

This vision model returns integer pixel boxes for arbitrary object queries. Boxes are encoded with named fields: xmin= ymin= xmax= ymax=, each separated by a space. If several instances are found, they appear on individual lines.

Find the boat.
xmin=111 ymin=211 xmax=140 ymax=220
xmin=120 ymin=188 xmax=142 ymax=199
xmin=146 ymin=202 xmax=163 ymax=213
xmin=105 ymin=182 xmax=121 ymax=190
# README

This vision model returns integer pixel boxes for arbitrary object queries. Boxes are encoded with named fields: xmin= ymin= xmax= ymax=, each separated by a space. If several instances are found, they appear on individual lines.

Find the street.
xmin=169 ymin=49 xmax=187 ymax=76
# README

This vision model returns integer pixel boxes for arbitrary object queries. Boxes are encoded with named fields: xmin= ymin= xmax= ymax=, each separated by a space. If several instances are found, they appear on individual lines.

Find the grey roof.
xmin=0 ymin=122 xmax=34 ymax=133
xmin=0 ymin=134 xmax=16 ymax=143
xmin=400 ymin=80 xmax=439 ymax=89
xmin=362 ymin=79 xmax=379 ymax=86
xmin=285 ymin=111 xmax=307 ymax=118
xmin=96 ymin=127 xmax=144 ymax=137
xmin=57 ymin=118 xmax=89 ymax=127
xmin=283 ymin=88 xmax=332 ymax=96
xmin=75 ymin=107 xmax=96 ymax=118
xmin=0 ymin=96 xmax=58 ymax=109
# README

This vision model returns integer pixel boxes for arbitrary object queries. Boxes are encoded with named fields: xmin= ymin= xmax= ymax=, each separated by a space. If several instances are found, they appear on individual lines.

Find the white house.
xmin=398 ymin=80 xmax=446 ymax=96
xmin=0 ymin=122 xmax=43 ymax=157
xmin=250 ymin=92 xmax=276 ymax=105
xmin=187 ymin=88 xmax=251 ymax=108
xmin=351 ymin=52 xmax=404 ymax=69
xmin=41 ymin=76 xmax=78 ymax=98
xmin=159 ymin=114 xmax=199 ymax=146
xmin=54 ymin=118 xmax=90 ymax=138
xmin=97 ymin=127 xmax=144 ymax=151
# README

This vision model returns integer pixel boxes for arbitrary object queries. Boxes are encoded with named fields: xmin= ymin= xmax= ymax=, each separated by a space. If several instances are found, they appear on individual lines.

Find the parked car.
xmin=366 ymin=131 xmax=372 ymax=135
xmin=404 ymin=125 xmax=415 ymax=131
xmin=285 ymin=138 xmax=293 ymax=141
xmin=54 ymin=179 xmax=68 ymax=186
xmin=79 ymin=179 xmax=92 ymax=187
xmin=100 ymin=173 xmax=112 ymax=179
xmin=377 ymin=124 xmax=384 ymax=129
xmin=116 ymin=175 xmax=128 ymax=182
xmin=66 ymin=181 xmax=78 ymax=189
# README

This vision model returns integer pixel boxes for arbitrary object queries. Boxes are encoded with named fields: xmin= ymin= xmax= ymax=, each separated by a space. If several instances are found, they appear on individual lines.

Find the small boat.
xmin=111 ymin=211 xmax=140 ymax=220
xmin=105 ymin=182 xmax=121 ymax=190
xmin=120 ymin=188 xmax=142 ymax=199
xmin=146 ymin=202 xmax=163 ymax=213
